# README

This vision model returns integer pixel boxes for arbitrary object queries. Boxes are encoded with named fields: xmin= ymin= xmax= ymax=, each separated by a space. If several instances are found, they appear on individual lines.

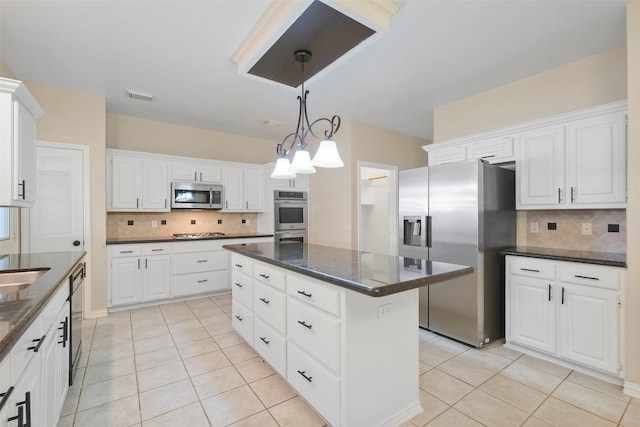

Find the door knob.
xmin=73 ymin=240 xmax=81 ymax=247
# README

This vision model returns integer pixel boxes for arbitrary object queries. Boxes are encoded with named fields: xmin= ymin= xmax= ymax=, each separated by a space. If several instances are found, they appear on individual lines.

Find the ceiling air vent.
xmin=126 ymin=90 xmax=154 ymax=102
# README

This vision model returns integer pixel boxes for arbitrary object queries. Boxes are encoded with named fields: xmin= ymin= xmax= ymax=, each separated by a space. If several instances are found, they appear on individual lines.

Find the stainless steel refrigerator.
xmin=398 ymin=159 xmax=515 ymax=347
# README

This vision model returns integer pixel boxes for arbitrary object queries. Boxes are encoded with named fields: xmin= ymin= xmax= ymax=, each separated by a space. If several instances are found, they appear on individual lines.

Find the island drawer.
xmin=509 ymin=256 xmax=557 ymax=280
xmin=231 ymin=270 xmax=253 ymax=309
xmin=13 ymin=314 xmax=43 ymax=380
xmin=253 ymin=262 xmax=286 ymax=292
xmin=558 ymin=261 xmax=621 ymax=290
xmin=287 ymin=273 xmax=340 ymax=317
xmin=171 ymin=270 xmax=228 ymax=297
xmin=173 ymin=251 xmax=228 ymax=275
xmin=231 ymin=254 xmax=253 ymax=276
xmin=253 ymin=281 xmax=286 ymax=334
xmin=254 ymin=317 xmax=286 ymax=378
xmin=232 ymin=301 xmax=253 ymax=346
xmin=287 ymin=343 xmax=339 ymax=427
xmin=287 ymin=297 xmax=339 ymax=373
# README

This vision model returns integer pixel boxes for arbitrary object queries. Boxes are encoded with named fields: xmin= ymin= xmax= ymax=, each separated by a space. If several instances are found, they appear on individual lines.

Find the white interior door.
xmin=28 ymin=144 xmax=85 ymax=252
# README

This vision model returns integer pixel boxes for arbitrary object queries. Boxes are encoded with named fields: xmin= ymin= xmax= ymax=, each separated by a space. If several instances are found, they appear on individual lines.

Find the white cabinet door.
xmin=110 ymin=257 xmax=142 ymax=306
xmin=508 ymin=276 xmax=557 ymax=354
xmin=14 ymin=101 xmax=37 ymax=203
xmin=142 ymin=255 xmax=171 ymax=301
xmin=427 ymin=145 xmax=467 ymax=165
xmin=244 ymin=168 xmax=264 ymax=211
xmin=171 ymin=162 xmax=198 ymax=181
xmin=273 ymin=174 xmax=309 ymax=190
xmin=467 ymin=136 xmax=514 ymax=163
xmin=110 ymin=156 xmax=140 ymax=210
xmin=55 ymin=302 xmax=70 ymax=417
xmin=222 ymin=167 xmax=244 ymax=211
xmin=566 ymin=112 xmax=626 ymax=207
xmin=516 ymin=125 xmax=565 ymax=208
xmin=40 ymin=322 xmax=58 ymax=427
xmin=199 ymin=164 xmax=222 ymax=183
xmin=559 ymin=284 xmax=619 ymax=374
xmin=11 ymin=356 xmax=41 ymax=427
xmin=141 ymin=159 xmax=169 ymax=210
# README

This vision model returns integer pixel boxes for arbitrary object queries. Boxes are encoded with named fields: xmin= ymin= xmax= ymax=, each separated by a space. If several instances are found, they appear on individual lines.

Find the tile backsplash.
xmin=107 ymin=211 xmax=258 ymax=239
xmin=517 ymin=209 xmax=626 ymax=253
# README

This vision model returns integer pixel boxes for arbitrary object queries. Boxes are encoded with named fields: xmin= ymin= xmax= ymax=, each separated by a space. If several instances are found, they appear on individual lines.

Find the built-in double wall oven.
xmin=274 ymin=190 xmax=307 ymax=243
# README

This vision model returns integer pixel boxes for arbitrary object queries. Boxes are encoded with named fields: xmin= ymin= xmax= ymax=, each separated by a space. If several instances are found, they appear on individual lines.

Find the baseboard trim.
xmin=624 ymin=381 xmax=640 ymax=399
xmin=85 ymin=309 xmax=108 ymax=319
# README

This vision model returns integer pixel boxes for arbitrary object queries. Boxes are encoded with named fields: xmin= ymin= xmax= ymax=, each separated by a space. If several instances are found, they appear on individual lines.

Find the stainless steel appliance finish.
xmin=274 ymin=230 xmax=307 ymax=244
xmin=171 ymin=182 xmax=223 ymax=209
xmin=398 ymin=160 xmax=515 ymax=347
xmin=69 ymin=261 xmax=85 ymax=385
xmin=274 ymin=190 xmax=308 ymax=231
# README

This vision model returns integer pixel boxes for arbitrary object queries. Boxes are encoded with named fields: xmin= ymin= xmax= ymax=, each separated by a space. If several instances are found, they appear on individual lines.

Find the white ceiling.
xmin=0 ymin=0 xmax=631 ymax=143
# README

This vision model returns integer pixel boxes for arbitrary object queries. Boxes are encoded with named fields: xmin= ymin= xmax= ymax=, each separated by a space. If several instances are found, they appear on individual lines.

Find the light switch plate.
xmin=529 ymin=222 xmax=539 ymax=233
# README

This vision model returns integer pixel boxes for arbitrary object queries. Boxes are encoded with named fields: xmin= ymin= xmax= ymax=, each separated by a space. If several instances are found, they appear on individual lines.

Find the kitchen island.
xmin=223 ymin=242 xmax=472 ymax=427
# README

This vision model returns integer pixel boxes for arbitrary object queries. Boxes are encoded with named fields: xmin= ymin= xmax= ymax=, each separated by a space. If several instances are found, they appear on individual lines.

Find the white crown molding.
xmin=0 ymin=77 xmax=44 ymax=118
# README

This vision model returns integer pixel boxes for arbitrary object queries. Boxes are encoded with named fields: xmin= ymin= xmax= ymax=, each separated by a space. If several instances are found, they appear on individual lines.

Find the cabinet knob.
xmin=73 ymin=240 xmax=81 ymax=247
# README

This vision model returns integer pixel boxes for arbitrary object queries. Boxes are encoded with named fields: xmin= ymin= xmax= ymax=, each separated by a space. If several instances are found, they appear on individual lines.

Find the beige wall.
xmin=625 ymin=0 xmax=640 ymax=390
xmin=433 ymin=45 xmax=627 ymax=142
xmin=24 ymin=82 xmax=107 ymax=317
xmin=107 ymin=113 xmax=276 ymax=164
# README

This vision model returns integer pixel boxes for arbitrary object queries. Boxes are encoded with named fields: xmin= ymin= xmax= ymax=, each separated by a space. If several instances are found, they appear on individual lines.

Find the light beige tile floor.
xmin=58 ymin=295 xmax=636 ymax=427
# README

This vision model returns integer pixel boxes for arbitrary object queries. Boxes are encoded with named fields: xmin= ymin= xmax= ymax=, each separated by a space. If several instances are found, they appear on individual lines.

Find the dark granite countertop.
xmin=501 ymin=247 xmax=626 ymax=268
xmin=106 ymin=232 xmax=273 ymax=245
xmin=0 ymin=251 xmax=86 ymax=361
xmin=223 ymin=242 xmax=473 ymax=297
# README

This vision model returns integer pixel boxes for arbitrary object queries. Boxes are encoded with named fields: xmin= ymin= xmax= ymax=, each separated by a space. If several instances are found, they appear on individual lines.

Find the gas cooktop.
xmin=172 ymin=232 xmax=226 ymax=239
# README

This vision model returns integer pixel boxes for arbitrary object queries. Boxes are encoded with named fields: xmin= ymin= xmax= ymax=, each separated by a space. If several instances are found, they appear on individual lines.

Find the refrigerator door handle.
xmin=425 ymin=215 xmax=432 ymax=248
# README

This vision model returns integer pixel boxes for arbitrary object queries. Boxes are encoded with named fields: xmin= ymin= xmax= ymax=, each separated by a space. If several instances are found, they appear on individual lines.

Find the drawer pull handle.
xmin=520 ymin=268 xmax=540 ymax=273
xmin=120 ymin=250 xmax=134 ymax=254
xmin=234 ymin=282 xmax=243 ymax=288
xmin=260 ymin=336 xmax=270 ymax=345
xmin=561 ymin=287 xmax=566 ymax=305
xmin=297 ymin=370 xmax=313 ymax=383
xmin=574 ymin=274 xmax=599 ymax=281
xmin=259 ymin=298 xmax=270 ymax=305
xmin=151 ymin=248 xmax=164 ymax=252
xmin=0 ymin=386 xmax=14 ymax=412
xmin=234 ymin=315 xmax=243 ymax=321
xmin=548 ymin=284 xmax=552 ymax=302
xmin=259 ymin=274 xmax=270 ymax=279
xmin=197 ymin=260 xmax=208 ymax=263
xmin=234 ymin=264 xmax=243 ymax=268
xmin=27 ymin=335 xmax=46 ymax=353
xmin=197 ymin=279 xmax=208 ymax=283
xmin=297 ymin=320 xmax=313 ymax=330
xmin=297 ymin=290 xmax=312 ymax=298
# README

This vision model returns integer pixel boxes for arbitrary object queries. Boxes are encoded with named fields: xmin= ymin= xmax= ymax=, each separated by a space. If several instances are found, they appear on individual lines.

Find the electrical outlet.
xmin=151 ymin=220 xmax=157 ymax=228
xmin=529 ymin=222 xmax=539 ymax=233
xmin=582 ymin=223 xmax=592 ymax=236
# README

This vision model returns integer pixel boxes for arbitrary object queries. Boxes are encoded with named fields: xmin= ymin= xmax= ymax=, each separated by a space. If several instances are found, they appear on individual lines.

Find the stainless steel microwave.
xmin=171 ymin=182 xmax=223 ymax=209
xmin=274 ymin=190 xmax=307 ymax=231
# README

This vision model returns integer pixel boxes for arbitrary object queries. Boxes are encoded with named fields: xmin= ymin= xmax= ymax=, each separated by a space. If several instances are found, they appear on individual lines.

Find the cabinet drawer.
xmin=110 ymin=245 xmax=141 ymax=258
xmin=142 ymin=243 xmax=171 ymax=255
xmin=428 ymin=145 xmax=467 ymax=165
xmin=173 ymin=251 xmax=228 ymax=274
xmin=287 ymin=273 xmax=340 ymax=317
xmin=467 ymin=137 xmax=514 ymax=163
xmin=231 ymin=254 xmax=253 ymax=276
xmin=13 ymin=314 xmax=43 ymax=380
xmin=232 ymin=301 xmax=253 ymax=346
xmin=42 ymin=283 xmax=69 ymax=332
xmin=287 ymin=298 xmax=339 ymax=373
xmin=171 ymin=270 xmax=228 ymax=297
xmin=231 ymin=270 xmax=253 ymax=310
xmin=509 ymin=256 xmax=556 ymax=280
xmin=253 ymin=282 xmax=286 ymax=334
xmin=253 ymin=318 xmax=286 ymax=377
xmin=287 ymin=343 xmax=339 ymax=427
xmin=253 ymin=262 xmax=285 ymax=292
xmin=559 ymin=262 xmax=621 ymax=290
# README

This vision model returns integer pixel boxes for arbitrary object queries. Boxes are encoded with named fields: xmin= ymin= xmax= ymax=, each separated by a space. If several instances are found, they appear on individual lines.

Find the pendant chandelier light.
xmin=270 ymin=50 xmax=344 ymax=179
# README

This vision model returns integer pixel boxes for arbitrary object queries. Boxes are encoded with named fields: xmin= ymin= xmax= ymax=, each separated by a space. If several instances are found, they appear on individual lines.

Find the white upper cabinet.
xmin=0 ymin=78 xmax=44 ymax=207
xmin=272 ymin=173 xmax=308 ymax=190
xmin=222 ymin=166 xmax=264 ymax=212
xmin=467 ymin=136 xmax=514 ymax=163
xmin=172 ymin=161 xmax=222 ymax=183
xmin=107 ymin=153 xmax=169 ymax=212
xmin=517 ymin=108 xmax=627 ymax=209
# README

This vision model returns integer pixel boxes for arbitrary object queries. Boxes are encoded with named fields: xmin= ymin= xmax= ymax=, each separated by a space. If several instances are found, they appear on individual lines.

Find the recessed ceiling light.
xmin=126 ymin=89 xmax=154 ymax=102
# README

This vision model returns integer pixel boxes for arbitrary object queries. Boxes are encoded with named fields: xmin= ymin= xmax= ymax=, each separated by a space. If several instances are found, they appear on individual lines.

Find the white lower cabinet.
xmin=1 ymin=281 xmax=71 ymax=427
xmin=171 ymin=241 xmax=229 ymax=297
xmin=229 ymin=253 xmax=422 ymax=427
xmin=506 ymin=255 xmax=624 ymax=377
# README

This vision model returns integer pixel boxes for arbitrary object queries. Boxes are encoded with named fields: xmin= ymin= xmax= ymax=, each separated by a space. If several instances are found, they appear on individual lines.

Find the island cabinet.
xmin=230 ymin=253 xmax=422 ymax=427
xmin=505 ymin=255 xmax=625 ymax=378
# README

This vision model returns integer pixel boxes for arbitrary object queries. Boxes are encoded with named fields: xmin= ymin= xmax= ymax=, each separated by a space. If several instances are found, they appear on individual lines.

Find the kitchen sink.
xmin=0 ymin=268 xmax=50 ymax=293
xmin=172 ymin=232 xmax=226 ymax=239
